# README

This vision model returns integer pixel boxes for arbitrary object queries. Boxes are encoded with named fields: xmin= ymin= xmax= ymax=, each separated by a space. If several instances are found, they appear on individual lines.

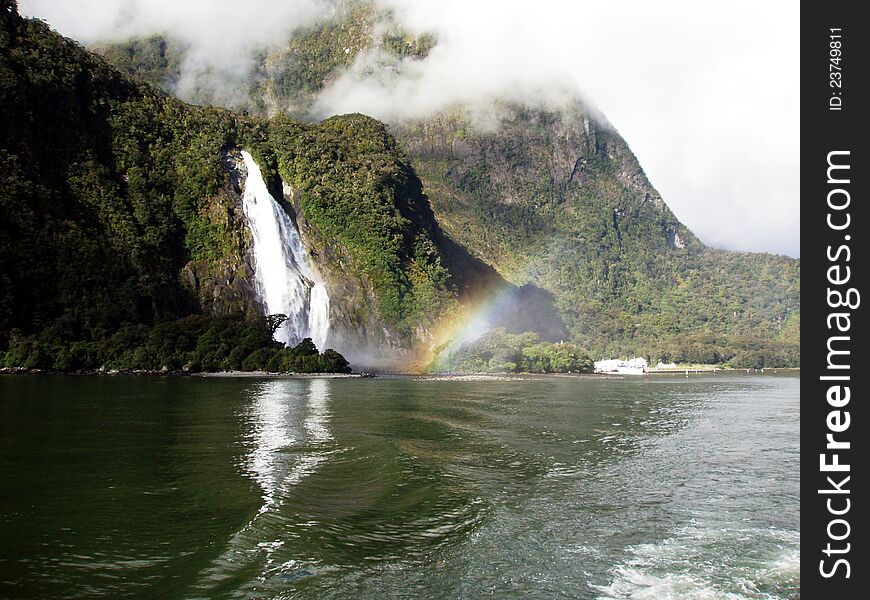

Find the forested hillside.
xmin=398 ymin=105 xmax=800 ymax=367
xmin=86 ymin=1 xmax=800 ymax=368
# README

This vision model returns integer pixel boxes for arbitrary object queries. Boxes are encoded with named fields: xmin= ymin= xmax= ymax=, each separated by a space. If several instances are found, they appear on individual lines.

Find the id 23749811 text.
xmin=829 ymin=28 xmax=843 ymax=111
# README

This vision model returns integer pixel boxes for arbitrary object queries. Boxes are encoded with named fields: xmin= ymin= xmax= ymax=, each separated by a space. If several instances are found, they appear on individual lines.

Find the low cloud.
xmin=20 ymin=0 xmax=799 ymax=256
xmin=20 ymin=0 xmax=331 ymax=107
xmin=317 ymin=0 xmax=800 ymax=257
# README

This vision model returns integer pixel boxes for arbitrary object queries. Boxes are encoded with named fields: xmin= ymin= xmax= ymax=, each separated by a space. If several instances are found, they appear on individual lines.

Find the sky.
xmin=19 ymin=0 xmax=800 ymax=257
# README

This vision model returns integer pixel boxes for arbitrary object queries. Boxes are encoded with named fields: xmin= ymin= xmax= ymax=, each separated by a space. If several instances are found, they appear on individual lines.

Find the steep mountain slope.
xmin=0 ymin=3 xmax=501 ymax=370
xmin=89 ymin=34 xmax=185 ymax=93
xmin=397 ymin=104 xmax=800 ymax=365
xmin=88 ymin=1 xmax=428 ymax=119
xmin=87 ymin=3 xmax=800 ymax=368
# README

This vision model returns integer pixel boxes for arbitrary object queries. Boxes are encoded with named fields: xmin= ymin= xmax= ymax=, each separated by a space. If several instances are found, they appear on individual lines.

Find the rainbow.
xmin=412 ymin=284 xmax=522 ymax=373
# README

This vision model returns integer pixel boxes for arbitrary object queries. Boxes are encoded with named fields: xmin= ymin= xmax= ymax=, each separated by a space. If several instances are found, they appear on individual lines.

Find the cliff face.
xmin=281 ymin=180 xmax=417 ymax=368
xmin=179 ymin=151 xmax=259 ymax=320
xmin=395 ymin=102 xmax=699 ymax=275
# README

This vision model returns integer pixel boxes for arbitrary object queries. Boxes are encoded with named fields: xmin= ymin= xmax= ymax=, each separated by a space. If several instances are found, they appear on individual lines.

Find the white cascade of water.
xmin=240 ymin=150 xmax=330 ymax=350
xmin=308 ymin=284 xmax=330 ymax=350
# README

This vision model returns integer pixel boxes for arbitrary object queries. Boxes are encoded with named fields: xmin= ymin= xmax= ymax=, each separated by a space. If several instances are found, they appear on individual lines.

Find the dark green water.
xmin=0 ymin=373 xmax=799 ymax=599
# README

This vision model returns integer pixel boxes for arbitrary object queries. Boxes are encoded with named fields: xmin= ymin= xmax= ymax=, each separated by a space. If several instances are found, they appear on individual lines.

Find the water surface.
xmin=0 ymin=373 xmax=799 ymax=598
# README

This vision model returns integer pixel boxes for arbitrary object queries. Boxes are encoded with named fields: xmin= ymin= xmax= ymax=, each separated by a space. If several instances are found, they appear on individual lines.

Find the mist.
xmin=319 ymin=0 xmax=800 ymax=257
xmin=19 ymin=0 xmax=799 ymax=257
xmin=19 ymin=0 xmax=332 ymax=107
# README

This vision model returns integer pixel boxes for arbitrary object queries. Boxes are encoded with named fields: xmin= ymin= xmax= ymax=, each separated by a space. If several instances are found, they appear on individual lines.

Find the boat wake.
xmin=596 ymin=525 xmax=799 ymax=600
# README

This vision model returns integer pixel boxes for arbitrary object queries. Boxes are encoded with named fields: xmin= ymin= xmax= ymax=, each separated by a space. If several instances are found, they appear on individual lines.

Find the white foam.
xmin=596 ymin=526 xmax=800 ymax=600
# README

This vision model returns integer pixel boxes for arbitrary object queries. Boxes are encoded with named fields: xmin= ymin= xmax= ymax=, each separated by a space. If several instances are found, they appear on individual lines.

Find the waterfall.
xmin=240 ymin=151 xmax=330 ymax=350
xmin=308 ymin=284 xmax=330 ymax=349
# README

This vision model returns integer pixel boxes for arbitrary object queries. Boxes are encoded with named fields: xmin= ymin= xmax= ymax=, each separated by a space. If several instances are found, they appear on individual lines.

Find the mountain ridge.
xmin=1 ymin=1 xmax=799 ymax=370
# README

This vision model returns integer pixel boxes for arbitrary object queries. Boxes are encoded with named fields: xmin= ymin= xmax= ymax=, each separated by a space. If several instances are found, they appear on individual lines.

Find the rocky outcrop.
xmin=180 ymin=151 xmax=260 ymax=319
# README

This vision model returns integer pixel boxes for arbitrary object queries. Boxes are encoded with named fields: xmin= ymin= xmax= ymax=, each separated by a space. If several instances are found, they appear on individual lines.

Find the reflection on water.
xmin=246 ymin=378 xmax=333 ymax=512
xmin=193 ymin=379 xmax=333 ymax=597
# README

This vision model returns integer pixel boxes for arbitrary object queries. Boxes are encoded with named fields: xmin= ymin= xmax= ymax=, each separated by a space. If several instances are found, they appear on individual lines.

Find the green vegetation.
xmin=398 ymin=106 xmax=800 ymax=367
xmin=255 ymin=2 xmax=377 ymax=115
xmin=431 ymin=328 xmax=593 ymax=374
xmin=270 ymin=114 xmax=459 ymax=333
xmin=1 ymin=4 xmax=465 ymax=370
xmin=381 ymin=29 xmax=436 ymax=60
xmin=4 ymin=6 xmax=451 ymax=371
xmin=1 ymin=314 xmax=350 ymax=373
xmin=90 ymin=0 xmax=435 ymax=119
xmin=2 ymin=10 xmax=253 ymax=340
xmin=90 ymin=34 xmax=184 ymax=92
